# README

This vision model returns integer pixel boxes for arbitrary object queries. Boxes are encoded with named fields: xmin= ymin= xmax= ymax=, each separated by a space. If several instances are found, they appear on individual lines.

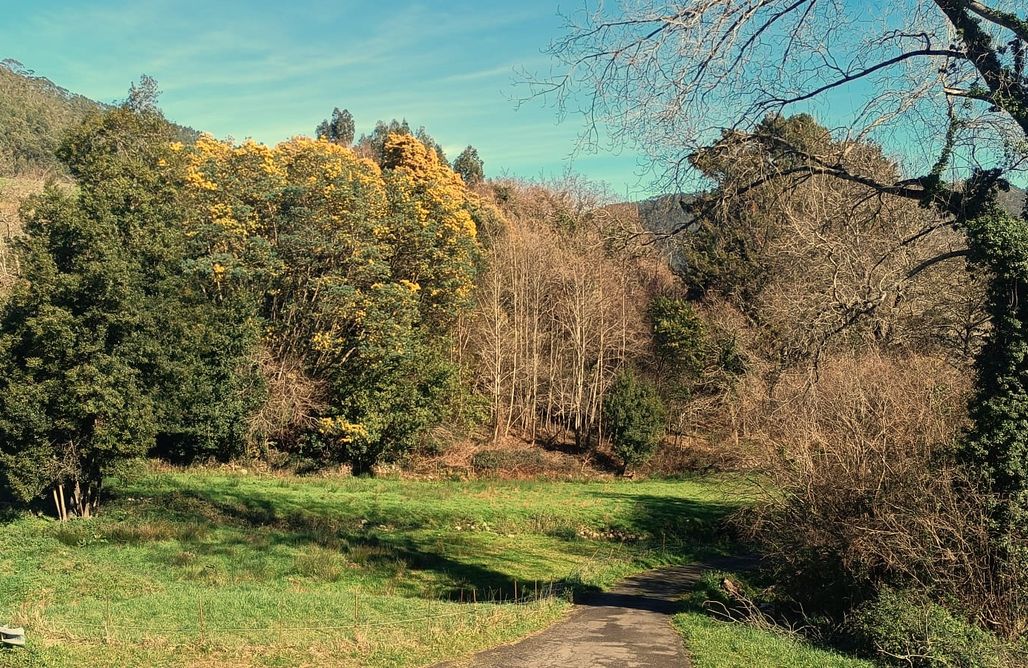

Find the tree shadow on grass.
xmin=89 ymin=480 xmax=744 ymax=607
xmin=583 ymin=490 xmax=743 ymax=552
xmin=109 ymin=485 xmax=601 ymax=604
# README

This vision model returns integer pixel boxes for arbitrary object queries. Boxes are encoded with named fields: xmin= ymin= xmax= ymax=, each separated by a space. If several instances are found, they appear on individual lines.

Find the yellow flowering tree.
xmin=181 ymin=132 xmax=479 ymax=474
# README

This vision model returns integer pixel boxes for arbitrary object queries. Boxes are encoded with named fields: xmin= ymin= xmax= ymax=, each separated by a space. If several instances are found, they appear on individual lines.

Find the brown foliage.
xmin=682 ymin=118 xmax=988 ymax=367
xmin=246 ymin=349 xmax=327 ymax=458
xmin=467 ymin=179 xmax=674 ymax=447
xmin=736 ymin=352 xmax=1026 ymax=635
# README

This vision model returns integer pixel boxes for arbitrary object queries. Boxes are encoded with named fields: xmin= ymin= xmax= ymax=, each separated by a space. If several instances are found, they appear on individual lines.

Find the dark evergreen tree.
xmin=315 ymin=107 xmax=355 ymax=146
xmin=603 ymin=370 xmax=666 ymax=473
xmin=0 ymin=86 xmax=262 ymax=516
xmin=452 ymin=145 xmax=484 ymax=186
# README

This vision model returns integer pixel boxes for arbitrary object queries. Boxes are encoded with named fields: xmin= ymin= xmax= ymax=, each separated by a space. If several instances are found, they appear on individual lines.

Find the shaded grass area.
xmin=673 ymin=615 xmax=873 ymax=668
xmin=672 ymin=571 xmax=872 ymax=668
xmin=0 ymin=468 xmax=742 ymax=667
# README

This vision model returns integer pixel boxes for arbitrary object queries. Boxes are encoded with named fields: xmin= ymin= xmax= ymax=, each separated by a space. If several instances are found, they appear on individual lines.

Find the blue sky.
xmin=3 ymin=0 xmax=653 ymax=198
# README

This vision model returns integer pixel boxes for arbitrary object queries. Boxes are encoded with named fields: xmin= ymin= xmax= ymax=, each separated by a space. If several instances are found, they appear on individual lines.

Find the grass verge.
xmin=672 ymin=571 xmax=872 ymax=668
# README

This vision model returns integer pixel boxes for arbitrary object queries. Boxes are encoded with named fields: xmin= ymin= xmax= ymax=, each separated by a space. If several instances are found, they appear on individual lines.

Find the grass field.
xmin=0 ymin=466 xmax=743 ymax=667
xmin=0 ymin=465 xmax=873 ymax=667
xmin=673 ymin=614 xmax=873 ymax=668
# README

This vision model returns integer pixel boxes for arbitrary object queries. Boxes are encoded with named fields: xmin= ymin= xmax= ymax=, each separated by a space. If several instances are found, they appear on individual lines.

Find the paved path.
xmin=437 ymin=558 xmax=751 ymax=668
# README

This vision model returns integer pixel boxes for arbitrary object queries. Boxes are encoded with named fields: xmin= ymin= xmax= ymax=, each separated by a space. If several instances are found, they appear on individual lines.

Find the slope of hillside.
xmin=0 ymin=59 xmax=198 ymax=176
xmin=0 ymin=176 xmax=45 ymax=292
xmin=0 ymin=60 xmax=103 ymax=175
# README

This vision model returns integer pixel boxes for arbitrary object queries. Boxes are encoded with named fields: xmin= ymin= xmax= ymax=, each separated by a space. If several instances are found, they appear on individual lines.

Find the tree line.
xmin=0 ymin=89 xmax=676 ymax=520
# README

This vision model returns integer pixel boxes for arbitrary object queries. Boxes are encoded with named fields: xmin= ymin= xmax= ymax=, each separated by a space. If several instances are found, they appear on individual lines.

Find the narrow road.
xmin=437 ymin=558 xmax=752 ymax=668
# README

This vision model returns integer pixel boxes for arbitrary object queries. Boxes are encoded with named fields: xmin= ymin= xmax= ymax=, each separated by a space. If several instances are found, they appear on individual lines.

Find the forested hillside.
xmin=0 ymin=60 xmax=104 ymax=175
xmin=0 ymin=60 xmax=196 ymax=175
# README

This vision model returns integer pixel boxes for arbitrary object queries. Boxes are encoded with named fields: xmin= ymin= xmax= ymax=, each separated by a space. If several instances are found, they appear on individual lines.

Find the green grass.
xmin=672 ymin=614 xmax=873 ymax=668
xmin=671 ymin=572 xmax=872 ymax=668
xmin=0 ymin=466 xmax=742 ymax=667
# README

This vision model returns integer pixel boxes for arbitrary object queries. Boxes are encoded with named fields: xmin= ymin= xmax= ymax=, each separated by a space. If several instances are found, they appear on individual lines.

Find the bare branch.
xmin=965 ymin=1 xmax=1028 ymax=42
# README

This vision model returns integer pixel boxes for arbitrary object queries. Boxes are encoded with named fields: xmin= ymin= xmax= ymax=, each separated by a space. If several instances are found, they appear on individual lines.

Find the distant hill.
xmin=0 ymin=59 xmax=104 ymax=175
xmin=0 ymin=59 xmax=197 ymax=176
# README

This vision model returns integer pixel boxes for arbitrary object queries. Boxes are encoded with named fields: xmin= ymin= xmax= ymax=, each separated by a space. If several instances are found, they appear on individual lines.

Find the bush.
xmin=603 ymin=369 xmax=667 ymax=473
xmin=471 ymin=448 xmax=547 ymax=474
xmin=853 ymin=588 xmax=1004 ymax=668
xmin=649 ymin=295 xmax=706 ymax=377
xmin=738 ymin=354 xmax=981 ymax=614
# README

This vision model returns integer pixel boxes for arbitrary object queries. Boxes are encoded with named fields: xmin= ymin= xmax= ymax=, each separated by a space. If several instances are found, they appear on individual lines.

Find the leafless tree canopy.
xmin=540 ymin=1 xmax=1028 ymax=199
xmin=464 ymin=180 xmax=675 ymax=448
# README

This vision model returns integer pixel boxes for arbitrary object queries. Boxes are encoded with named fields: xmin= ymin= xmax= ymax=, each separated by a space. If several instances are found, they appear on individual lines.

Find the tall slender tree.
xmin=315 ymin=107 xmax=355 ymax=146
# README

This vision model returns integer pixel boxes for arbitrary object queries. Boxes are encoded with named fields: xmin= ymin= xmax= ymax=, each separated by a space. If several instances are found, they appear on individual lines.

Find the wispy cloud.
xmin=3 ymin=0 xmax=647 ymax=193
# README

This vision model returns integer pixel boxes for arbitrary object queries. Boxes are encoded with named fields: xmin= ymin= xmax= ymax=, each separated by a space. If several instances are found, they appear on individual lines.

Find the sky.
xmin=2 ymin=0 xmax=654 ymax=199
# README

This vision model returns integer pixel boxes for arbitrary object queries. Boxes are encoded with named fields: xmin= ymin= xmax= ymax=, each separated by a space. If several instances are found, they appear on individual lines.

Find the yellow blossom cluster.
xmin=181 ymin=134 xmax=387 ymax=241
xmin=316 ymin=416 xmax=370 ymax=444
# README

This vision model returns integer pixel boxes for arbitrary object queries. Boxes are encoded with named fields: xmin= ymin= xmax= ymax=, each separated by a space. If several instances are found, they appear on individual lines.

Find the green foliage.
xmin=676 ymin=220 xmax=770 ymax=304
xmin=357 ymin=118 xmax=447 ymax=165
xmin=315 ymin=107 xmax=355 ymax=146
xmin=0 ymin=95 xmax=261 ymax=513
xmin=453 ymin=145 xmax=485 ymax=186
xmin=0 ymin=159 xmax=159 ymax=513
xmin=603 ymin=370 xmax=667 ymax=472
xmin=649 ymin=296 xmax=706 ymax=376
xmin=325 ymin=338 xmax=460 ymax=476
xmin=647 ymin=296 xmax=745 ymax=404
xmin=962 ymin=207 xmax=1028 ymax=500
xmin=853 ymin=588 xmax=1005 ymax=668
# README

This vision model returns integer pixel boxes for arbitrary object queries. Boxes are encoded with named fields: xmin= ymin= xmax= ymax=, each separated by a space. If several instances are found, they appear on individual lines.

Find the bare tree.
xmin=470 ymin=179 xmax=669 ymax=448
xmin=539 ymin=0 xmax=1028 ymax=630
xmin=539 ymin=1 xmax=1028 ymax=217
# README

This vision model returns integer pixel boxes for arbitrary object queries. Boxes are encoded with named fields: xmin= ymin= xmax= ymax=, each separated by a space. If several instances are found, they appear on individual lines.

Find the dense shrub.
xmin=736 ymin=353 xmax=1028 ymax=636
xmin=853 ymin=587 xmax=1005 ymax=668
xmin=739 ymin=354 xmax=964 ymax=607
xmin=603 ymin=370 xmax=667 ymax=473
xmin=649 ymin=295 xmax=706 ymax=378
